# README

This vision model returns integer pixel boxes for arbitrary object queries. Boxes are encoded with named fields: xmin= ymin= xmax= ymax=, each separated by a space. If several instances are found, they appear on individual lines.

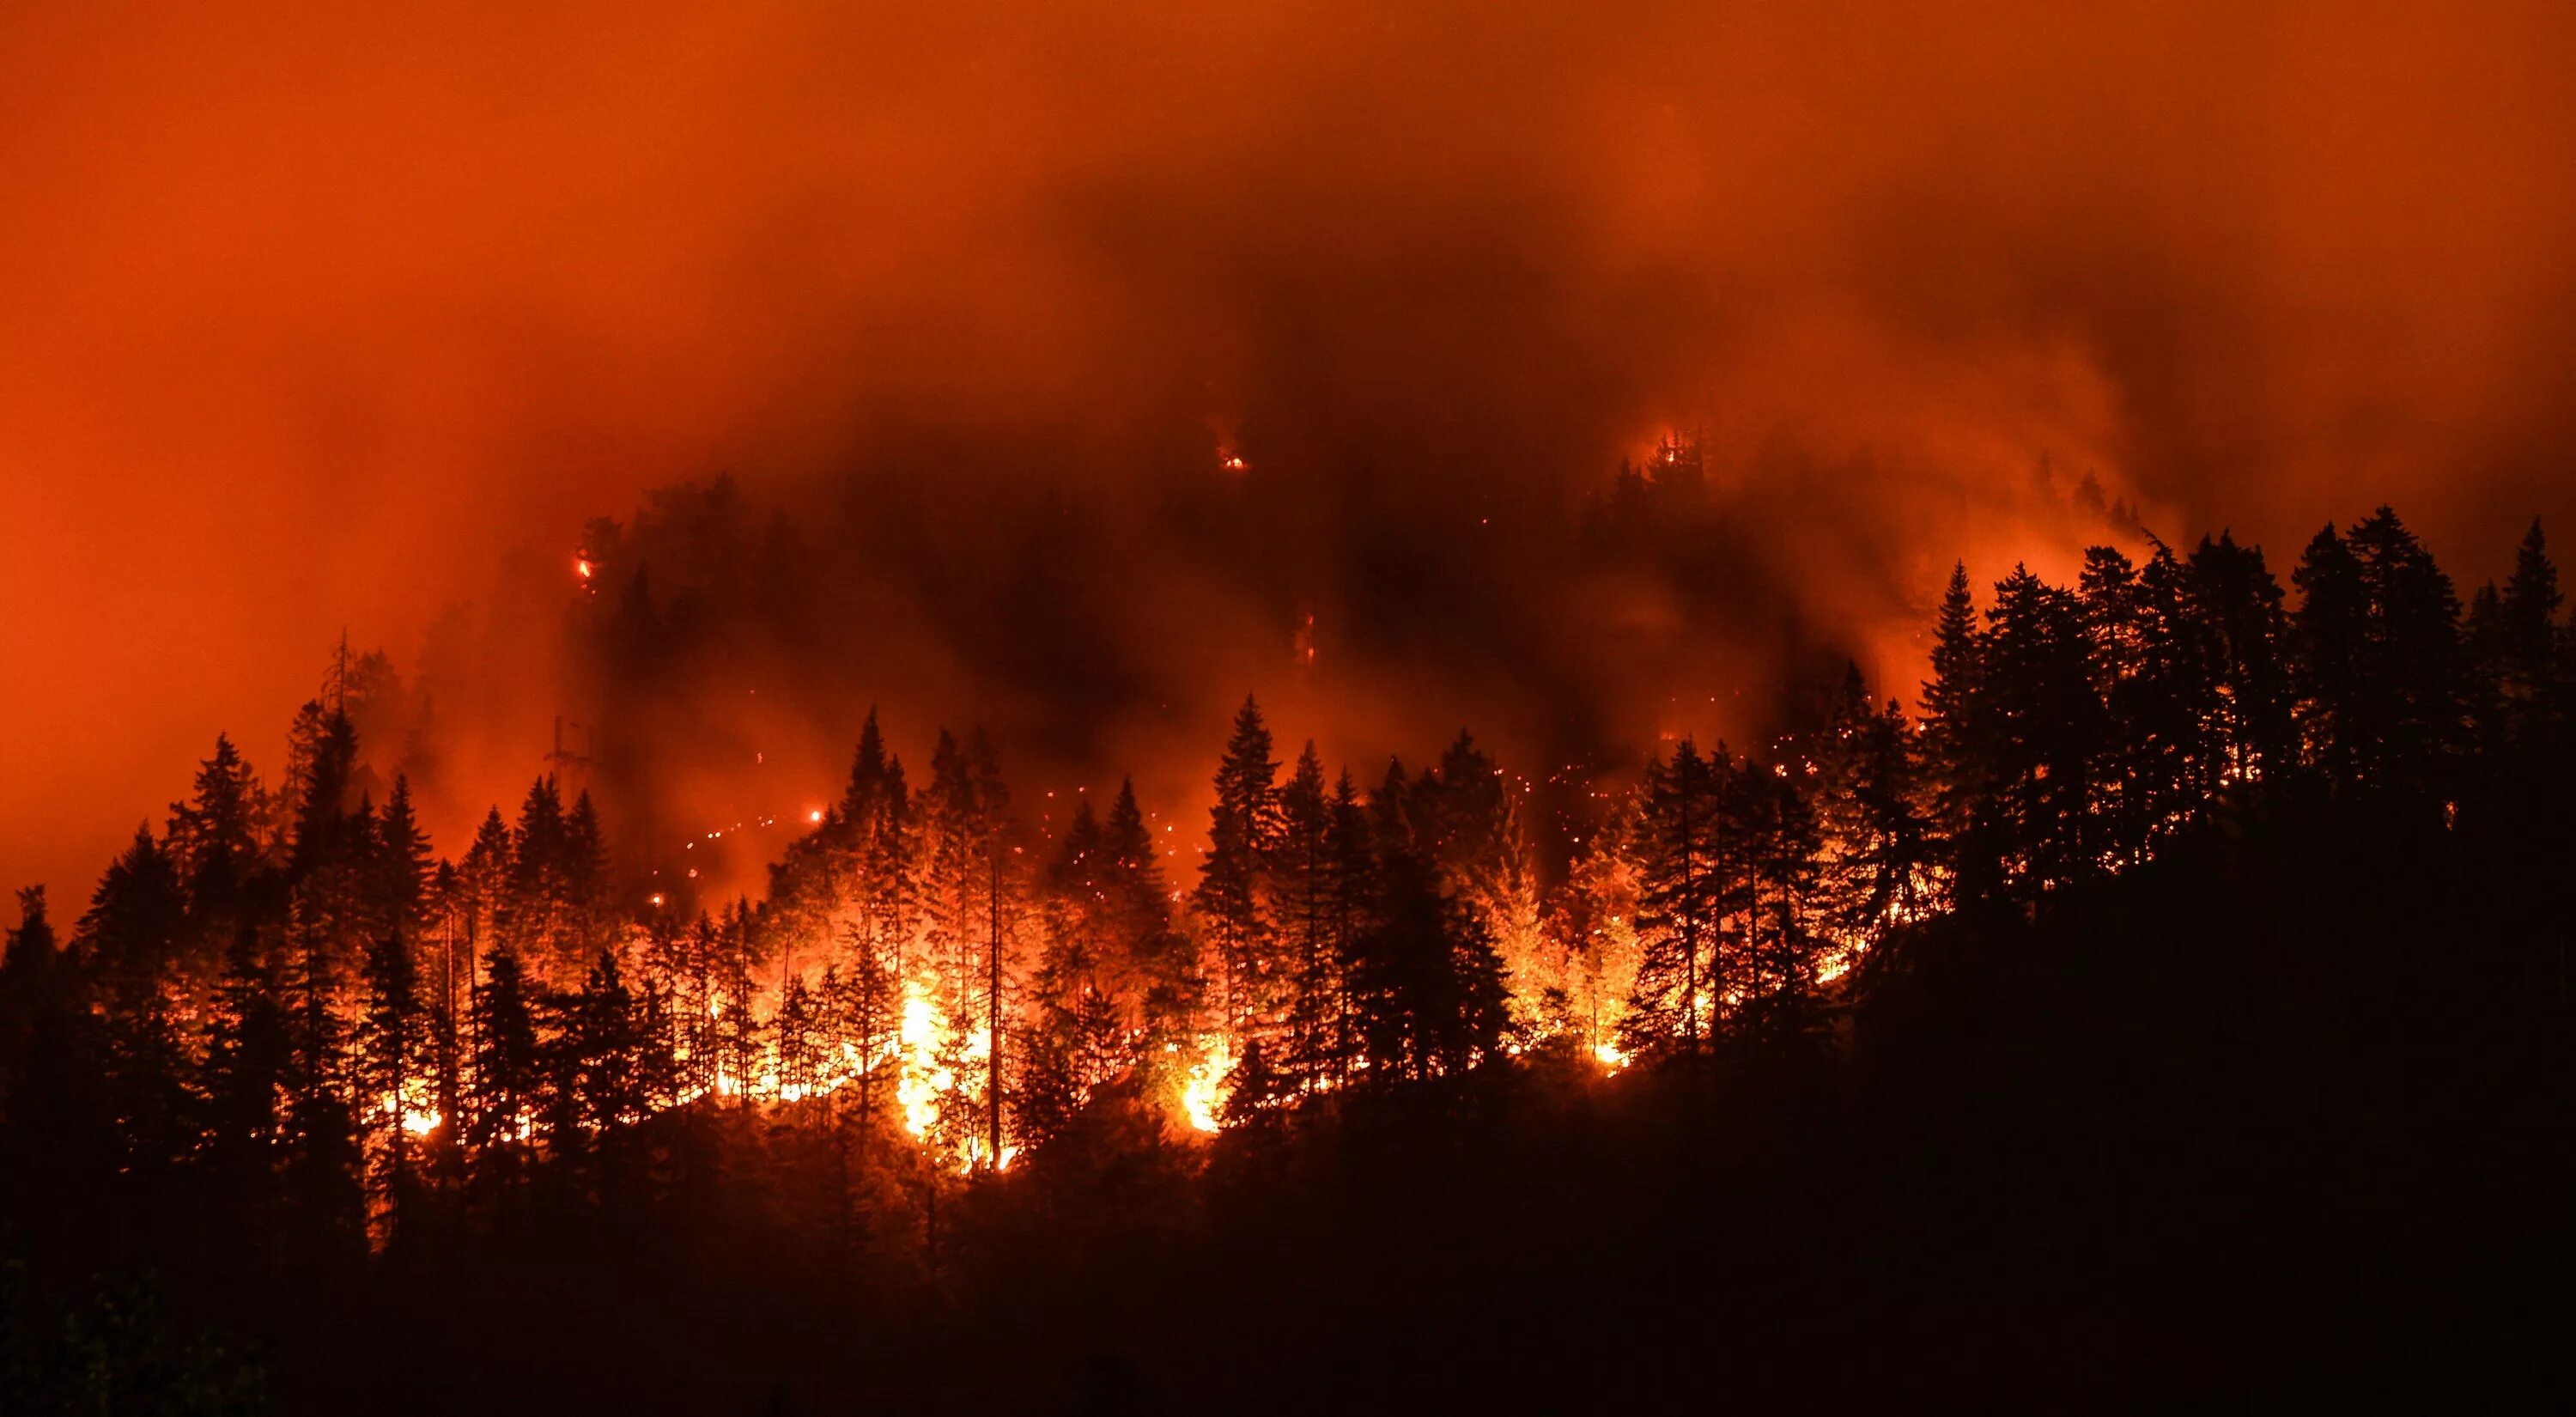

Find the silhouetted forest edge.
xmin=3 ymin=503 xmax=2570 ymax=1413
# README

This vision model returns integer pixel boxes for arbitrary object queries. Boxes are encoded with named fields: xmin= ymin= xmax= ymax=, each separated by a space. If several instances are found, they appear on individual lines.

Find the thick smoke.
xmin=6 ymin=0 xmax=2575 ymax=895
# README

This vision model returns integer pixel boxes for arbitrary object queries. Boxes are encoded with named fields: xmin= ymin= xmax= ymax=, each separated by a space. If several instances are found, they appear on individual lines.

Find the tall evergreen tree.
xmin=166 ymin=735 xmax=267 ymax=978
xmin=76 ymin=826 xmax=192 ymax=1179
xmin=1195 ymin=696 xmax=1281 ymax=1043
xmin=1621 ymin=739 xmax=1727 ymax=1059
xmin=2293 ymin=521 xmax=2373 ymax=790
xmin=1917 ymin=563 xmax=1988 ymax=898
xmin=357 ymin=929 xmax=429 ymax=1237
xmin=1102 ymin=777 xmax=1194 ymax=1055
xmin=2187 ymin=532 xmax=2296 ymax=788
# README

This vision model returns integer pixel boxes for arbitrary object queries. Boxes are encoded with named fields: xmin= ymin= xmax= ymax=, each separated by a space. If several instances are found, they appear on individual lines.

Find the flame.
xmin=380 ymin=1086 xmax=442 ymax=1138
xmin=896 ymin=981 xmax=946 ymax=1140
xmin=1181 ymin=1041 xmax=1231 ymax=1133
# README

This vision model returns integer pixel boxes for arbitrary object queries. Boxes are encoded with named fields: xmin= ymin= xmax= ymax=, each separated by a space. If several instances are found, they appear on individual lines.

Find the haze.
xmin=6 ymin=0 xmax=2573 ymax=897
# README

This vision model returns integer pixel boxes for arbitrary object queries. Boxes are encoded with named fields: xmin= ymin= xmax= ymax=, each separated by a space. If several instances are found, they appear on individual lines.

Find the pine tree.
xmin=2293 ymin=522 xmax=2372 ymax=790
xmin=286 ymin=708 xmax=359 ymax=884
xmin=166 ymin=735 xmax=267 ymax=979
xmin=1321 ymin=769 xmax=1376 ymax=1085
xmin=468 ymin=945 xmax=541 ymax=1165
xmin=1272 ymin=745 xmax=1338 ymax=1091
xmin=77 ymin=827 xmax=193 ymax=1182
xmin=458 ymin=807 xmax=513 ymax=962
xmin=839 ymin=713 xmax=917 ymax=1078
xmin=570 ymin=948 xmax=644 ymax=1133
xmin=1737 ymin=759 xmax=1827 ymax=1047
xmin=968 ymin=732 xmax=1016 ymax=1169
xmin=828 ymin=921 xmax=899 ymax=1153
xmin=374 ymin=776 xmax=434 ymax=947
xmin=0 ymin=890 xmax=118 ymax=1248
xmin=2188 ymin=532 xmax=2296 ymax=788
xmin=2494 ymin=520 xmax=2560 ymax=737
xmin=197 ymin=925 xmax=293 ymax=1223
xmin=1194 ymin=696 xmax=1280 ymax=1043
xmin=923 ymin=733 xmax=981 ymax=1038
xmin=1814 ymin=668 xmax=1931 ymax=969
xmin=1620 ymin=739 xmax=1727 ymax=1059
xmin=357 ymin=929 xmax=428 ymax=1238
xmin=1018 ymin=800 xmax=1127 ymax=1146
xmin=775 ymin=972 xmax=824 ymax=1104
xmin=1917 ymin=563 xmax=1987 ymax=898
xmin=1980 ymin=565 xmax=2101 ymax=899
xmin=1102 ymin=777 xmax=1194 ymax=1056
xmin=507 ymin=777 xmax=573 ymax=983
xmin=562 ymin=790 xmax=613 ymax=968
xmin=1346 ymin=848 xmax=1508 ymax=1083
xmin=1413 ymin=733 xmax=1543 ymax=1029
xmin=2347 ymin=507 xmax=2465 ymax=805
xmin=1541 ymin=788 xmax=1643 ymax=1056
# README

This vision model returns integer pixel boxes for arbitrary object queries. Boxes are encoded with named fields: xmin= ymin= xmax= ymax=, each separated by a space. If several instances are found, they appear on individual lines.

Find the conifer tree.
xmin=507 ymin=777 xmax=573 ymax=982
xmin=2188 ymin=532 xmax=2296 ymax=788
xmin=562 ymin=789 xmax=613 ymax=967
xmin=197 ymin=925 xmax=293 ymax=1219
xmin=1413 ymin=733 xmax=1543 ymax=1025
xmin=1018 ymin=798 xmax=1126 ymax=1145
xmin=1101 ymin=778 xmax=1194 ymax=1055
xmin=2496 ymin=520 xmax=2561 ymax=725
xmin=775 ymin=972 xmax=823 ymax=1103
xmin=467 ymin=945 xmax=541 ymax=1167
xmin=2293 ymin=522 xmax=2372 ymax=789
xmin=1272 ymin=745 xmax=1338 ymax=1090
xmin=374 ymin=775 xmax=434 ymax=948
xmin=1194 ymin=696 xmax=1280 ymax=1043
xmin=1321 ymin=769 xmax=1376 ymax=1083
xmin=1737 ymin=759 xmax=1827 ymax=1046
xmin=1812 ymin=668 xmax=1931 ymax=964
xmin=166 ymin=735 xmax=267 ymax=977
xmin=828 ymin=921 xmax=899 ymax=1152
xmin=2347 ymin=506 xmax=2466 ymax=804
xmin=1979 ymin=565 xmax=2101 ymax=898
xmin=570 ymin=948 xmax=644 ymax=1133
xmin=357 ymin=929 xmax=428 ymax=1236
xmin=458 ymin=807 xmax=513 ymax=963
xmin=1346 ymin=848 xmax=1509 ymax=1083
xmin=1540 ymin=788 xmax=1643 ymax=1055
xmin=1917 ymin=563 xmax=1988 ymax=900
xmin=1621 ymin=739 xmax=1726 ymax=1059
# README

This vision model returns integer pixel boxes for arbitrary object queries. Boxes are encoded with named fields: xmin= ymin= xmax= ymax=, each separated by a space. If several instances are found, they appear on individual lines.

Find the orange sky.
xmin=6 ymin=0 xmax=2575 ymax=899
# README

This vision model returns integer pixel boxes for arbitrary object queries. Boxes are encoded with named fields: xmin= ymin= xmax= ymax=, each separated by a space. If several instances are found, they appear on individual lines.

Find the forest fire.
xmin=5 ymin=2 xmax=2573 ymax=1409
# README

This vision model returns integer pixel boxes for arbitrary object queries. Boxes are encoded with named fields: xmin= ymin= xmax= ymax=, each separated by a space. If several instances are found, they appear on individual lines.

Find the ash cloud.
xmin=6 ymin=0 xmax=2575 ymax=894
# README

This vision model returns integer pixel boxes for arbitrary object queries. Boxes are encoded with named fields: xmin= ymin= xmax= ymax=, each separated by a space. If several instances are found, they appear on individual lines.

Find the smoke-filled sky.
xmin=5 ymin=0 xmax=2574 ymax=899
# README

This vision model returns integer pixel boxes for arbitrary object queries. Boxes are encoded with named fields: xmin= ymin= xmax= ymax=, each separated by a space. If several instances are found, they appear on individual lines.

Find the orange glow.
xmin=7 ymin=0 xmax=2576 ymax=921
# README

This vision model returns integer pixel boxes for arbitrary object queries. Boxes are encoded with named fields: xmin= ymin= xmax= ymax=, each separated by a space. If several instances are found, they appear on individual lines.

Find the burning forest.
xmin=6 ymin=495 xmax=2573 ymax=1410
xmin=4 ymin=2 xmax=2573 ymax=1413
